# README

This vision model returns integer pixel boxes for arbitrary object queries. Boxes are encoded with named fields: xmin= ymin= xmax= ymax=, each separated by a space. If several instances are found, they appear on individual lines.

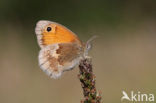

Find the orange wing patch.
xmin=35 ymin=20 xmax=82 ymax=48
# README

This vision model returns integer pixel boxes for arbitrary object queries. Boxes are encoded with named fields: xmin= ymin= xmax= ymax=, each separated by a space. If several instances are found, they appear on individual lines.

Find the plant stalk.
xmin=78 ymin=58 xmax=101 ymax=103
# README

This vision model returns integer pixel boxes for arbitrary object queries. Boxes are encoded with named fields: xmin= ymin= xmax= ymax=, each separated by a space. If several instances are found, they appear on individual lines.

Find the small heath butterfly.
xmin=35 ymin=20 xmax=92 ymax=79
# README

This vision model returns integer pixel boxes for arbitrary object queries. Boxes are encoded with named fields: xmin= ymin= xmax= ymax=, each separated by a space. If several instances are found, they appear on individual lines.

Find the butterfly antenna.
xmin=84 ymin=35 xmax=98 ymax=57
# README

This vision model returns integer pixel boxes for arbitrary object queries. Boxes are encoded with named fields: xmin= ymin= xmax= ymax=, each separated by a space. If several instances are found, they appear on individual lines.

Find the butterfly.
xmin=35 ymin=20 xmax=94 ymax=79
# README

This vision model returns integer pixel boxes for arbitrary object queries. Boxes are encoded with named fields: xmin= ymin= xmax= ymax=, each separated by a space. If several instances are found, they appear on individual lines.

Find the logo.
xmin=121 ymin=90 xmax=155 ymax=102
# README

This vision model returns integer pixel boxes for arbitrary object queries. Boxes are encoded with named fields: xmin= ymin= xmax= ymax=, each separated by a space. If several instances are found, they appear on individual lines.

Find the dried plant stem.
xmin=78 ymin=58 xmax=101 ymax=103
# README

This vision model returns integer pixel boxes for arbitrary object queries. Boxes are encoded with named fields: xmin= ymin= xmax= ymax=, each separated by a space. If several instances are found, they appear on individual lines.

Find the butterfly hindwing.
xmin=38 ymin=43 xmax=83 ymax=78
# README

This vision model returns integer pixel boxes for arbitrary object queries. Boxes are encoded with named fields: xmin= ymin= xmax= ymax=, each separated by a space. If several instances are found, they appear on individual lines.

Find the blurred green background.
xmin=0 ymin=0 xmax=156 ymax=103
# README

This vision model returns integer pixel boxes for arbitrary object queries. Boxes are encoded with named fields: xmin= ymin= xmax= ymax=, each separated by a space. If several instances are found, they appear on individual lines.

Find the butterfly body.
xmin=35 ymin=20 xmax=85 ymax=78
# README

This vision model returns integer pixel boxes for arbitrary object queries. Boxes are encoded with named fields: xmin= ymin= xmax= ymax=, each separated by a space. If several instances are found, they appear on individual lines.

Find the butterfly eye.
xmin=46 ymin=27 xmax=52 ymax=32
